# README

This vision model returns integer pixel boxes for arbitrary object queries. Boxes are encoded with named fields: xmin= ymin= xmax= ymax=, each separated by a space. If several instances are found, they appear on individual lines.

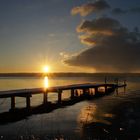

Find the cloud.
xmin=63 ymin=16 xmax=140 ymax=72
xmin=112 ymin=8 xmax=126 ymax=15
xmin=60 ymin=52 xmax=69 ymax=59
xmin=71 ymin=0 xmax=110 ymax=16
xmin=129 ymin=7 xmax=140 ymax=13
xmin=112 ymin=7 xmax=140 ymax=15
xmin=64 ymin=42 xmax=140 ymax=72
xmin=77 ymin=17 xmax=121 ymax=35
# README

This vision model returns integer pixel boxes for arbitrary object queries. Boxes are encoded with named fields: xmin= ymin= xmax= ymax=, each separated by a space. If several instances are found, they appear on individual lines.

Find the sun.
xmin=43 ymin=65 xmax=50 ymax=73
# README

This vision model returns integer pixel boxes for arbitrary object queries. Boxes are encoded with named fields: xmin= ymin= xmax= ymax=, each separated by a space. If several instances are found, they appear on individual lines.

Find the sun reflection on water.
xmin=78 ymin=104 xmax=97 ymax=125
xmin=44 ymin=76 xmax=49 ymax=89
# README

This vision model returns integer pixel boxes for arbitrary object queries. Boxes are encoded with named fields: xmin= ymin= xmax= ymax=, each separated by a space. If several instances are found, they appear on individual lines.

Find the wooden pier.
xmin=0 ymin=83 xmax=126 ymax=111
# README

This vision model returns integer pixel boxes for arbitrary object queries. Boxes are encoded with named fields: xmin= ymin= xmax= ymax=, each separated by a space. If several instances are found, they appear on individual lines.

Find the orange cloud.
xmin=71 ymin=0 xmax=110 ymax=16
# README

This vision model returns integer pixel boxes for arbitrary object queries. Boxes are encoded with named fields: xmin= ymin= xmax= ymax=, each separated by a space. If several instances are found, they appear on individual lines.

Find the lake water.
xmin=0 ymin=75 xmax=140 ymax=139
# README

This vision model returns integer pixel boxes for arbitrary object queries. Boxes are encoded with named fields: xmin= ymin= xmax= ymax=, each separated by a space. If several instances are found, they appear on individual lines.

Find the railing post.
xmin=26 ymin=95 xmax=31 ymax=109
xmin=58 ymin=89 xmax=62 ymax=103
xmin=123 ymin=80 xmax=126 ymax=93
xmin=43 ymin=89 xmax=48 ymax=104
xmin=82 ymin=88 xmax=86 ymax=96
xmin=124 ymin=80 xmax=126 ymax=85
xmin=114 ymin=78 xmax=119 ymax=94
xmin=104 ymin=76 xmax=107 ymax=93
xmin=114 ymin=78 xmax=119 ymax=86
xmin=105 ymin=85 xmax=107 ymax=93
xmin=11 ymin=96 xmax=15 ymax=110
xmin=74 ymin=89 xmax=79 ymax=97
xmin=71 ymin=89 xmax=75 ymax=99
xmin=94 ymin=87 xmax=98 ymax=95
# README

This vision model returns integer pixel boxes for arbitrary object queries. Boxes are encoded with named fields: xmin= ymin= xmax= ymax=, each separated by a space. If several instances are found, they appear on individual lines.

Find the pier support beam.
xmin=82 ymin=88 xmax=86 ymax=96
xmin=71 ymin=89 xmax=75 ymax=99
xmin=105 ymin=85 xmax=107 ymax=94
xmin=58 ymin=90 xmax=62 ymax=103
xmin=11 ymin=96 xmax=15 ymax=110
xmin=94 ymin=87 xmax=98 ymax=95
xmin=43 ymin=90 xmax=48 ymax=104
xmin=123 ymin=80 xmax=126 ymax=93
xmin=74 ymin=89 xmax=78 ymax=97
xmin=26 ymin=95 xmax=31 ymax=109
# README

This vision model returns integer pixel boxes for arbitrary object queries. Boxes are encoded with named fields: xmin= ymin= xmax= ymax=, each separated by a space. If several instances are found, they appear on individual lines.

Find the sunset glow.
xmin=43 ymin=65 xmax=50 ymax=73
xmin=44 ymin=76 xmax=49 ymax=88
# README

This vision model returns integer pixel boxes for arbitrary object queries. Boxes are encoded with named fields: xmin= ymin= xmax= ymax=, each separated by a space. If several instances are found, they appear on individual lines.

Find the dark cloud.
xmin=71 ymin=0 xmax=110 ymax=16
xmin=129 ymin=7 xmax=140 ymax=13
xmin=77 ymin=17 xmax=121 ymax=36
xmin=112 ymin=7 xmax=140 ymax=15
xmin=64 ymin=42 xmax=140 ymax=72
xmin=112 ymin=8 xmax=126 ymax=15
xmin=63 ymin=16 xmax=140 ymax=72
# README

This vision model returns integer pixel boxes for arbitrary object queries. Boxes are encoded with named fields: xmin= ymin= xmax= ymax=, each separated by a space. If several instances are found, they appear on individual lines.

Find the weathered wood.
xmin=74 ymin=89 xmax=78 ymax=96
xmin=94 ymin=87 xmax=98 ymax=95
xmin=11 ymin=96 xmax=15 ymax=110
xmin=0 ymin=83 xmax=126 ymax=98
xmin=58 ymin=89 xmax=62 ymax=103
xmin=43 ymin=90 xmax=48 ymax=104
xmin=26 ymin=95 xmax=31 ymax=109
xmin=104 ymin=85 xmax=107 ymax=93
xmin=82 ymin=88 xmax=86 ymax=95
xmin=71 ymin=89 xmax=75 ymax=99
xmin=0 ymin=82 xmax=126 ymax=110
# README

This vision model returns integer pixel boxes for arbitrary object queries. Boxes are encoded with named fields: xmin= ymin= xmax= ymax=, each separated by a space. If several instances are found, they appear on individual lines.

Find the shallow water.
xmin=0 ymin=75 xmax=140 ymax=139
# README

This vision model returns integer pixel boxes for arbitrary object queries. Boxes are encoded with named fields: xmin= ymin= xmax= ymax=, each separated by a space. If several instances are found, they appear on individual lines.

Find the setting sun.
xmin=43 ymin=65 xmax=50 ymax=73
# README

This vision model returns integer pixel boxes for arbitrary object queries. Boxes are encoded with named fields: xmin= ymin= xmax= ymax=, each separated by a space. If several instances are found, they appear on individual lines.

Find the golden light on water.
xmin=44 ymin=76 xmax=49 ymax=89
xmin=78 ymin=105 xmax=97 ymax=124
xmin=42 ymin=65 xmax=50 ymax=90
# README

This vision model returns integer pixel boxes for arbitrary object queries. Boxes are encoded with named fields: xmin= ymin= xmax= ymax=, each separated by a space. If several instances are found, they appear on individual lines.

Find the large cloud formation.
xmin=112 ymin=7 xmax=140 ymax=15
xmin=71 ymin=0 xmax=110 ymax=16
xmin=63 ymin=1 xmax=140 ymax=72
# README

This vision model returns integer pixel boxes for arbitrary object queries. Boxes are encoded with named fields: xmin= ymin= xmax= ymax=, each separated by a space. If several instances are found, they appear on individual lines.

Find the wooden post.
xmin=11 ymin=96 xmax=15 ymax=110
xmin=114 ymin=78 xmax=119 ymax=86
xmin=43 ymin=90 xmax=48 ymax=104
xmin=71 ymin=89 xmax=74 ymax=99
xmin=105 ymin=85 xmax=107 ymax=93
xmin=104 ymin=77 xmax=107 ymax=93
xmin=124 ymin=80 xmax=126 ymax=85
xmin=114 ymin=78 xmax=119 ymax=94
xmin=75 ymin=89 xmax=78 ymax=96
xmin=58 ymin=90 xmax=62 ymax=103
xmin=26 ymin=95 xmax=31 ymax=109
xmin=82 ymin=88 xmax=86 ymax=96
xmin=123 ymin=80 xmax=126 ymax=93
xmin=94 ymin=87 xmax=98 ymax=95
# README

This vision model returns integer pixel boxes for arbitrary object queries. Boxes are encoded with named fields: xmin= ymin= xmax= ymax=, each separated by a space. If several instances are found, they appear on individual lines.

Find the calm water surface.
xmin=0 ymin=75 xmax=140 ymax=139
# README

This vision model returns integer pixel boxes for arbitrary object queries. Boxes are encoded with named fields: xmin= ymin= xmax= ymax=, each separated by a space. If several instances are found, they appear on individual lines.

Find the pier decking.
xmin=0 ymin=82 xmax=126 ymax=111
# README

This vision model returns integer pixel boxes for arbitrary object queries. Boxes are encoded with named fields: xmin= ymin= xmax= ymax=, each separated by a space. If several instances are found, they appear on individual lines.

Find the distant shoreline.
xmin=0 ymin=72 xmax=140 ymax=78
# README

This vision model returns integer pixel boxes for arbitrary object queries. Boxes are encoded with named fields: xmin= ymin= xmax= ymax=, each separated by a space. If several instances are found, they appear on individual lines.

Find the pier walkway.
xmin=0 ymin=82 xmax=126 ymax=110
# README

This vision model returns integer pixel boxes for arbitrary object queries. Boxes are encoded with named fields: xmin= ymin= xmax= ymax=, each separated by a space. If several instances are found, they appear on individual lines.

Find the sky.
xmin=0 ymin=0 xmax=140 ymax=73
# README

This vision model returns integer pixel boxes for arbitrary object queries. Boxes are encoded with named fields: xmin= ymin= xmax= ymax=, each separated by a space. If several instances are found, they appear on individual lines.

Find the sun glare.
xmin=43 ymin=65 xmax=50 ymax=73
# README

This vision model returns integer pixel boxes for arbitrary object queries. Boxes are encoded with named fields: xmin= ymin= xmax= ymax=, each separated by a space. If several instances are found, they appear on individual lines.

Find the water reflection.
xmin=44 ymin=76 xmax=49 ymax=89
xmin=78 ymin=104 xmax=97 ymax=125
